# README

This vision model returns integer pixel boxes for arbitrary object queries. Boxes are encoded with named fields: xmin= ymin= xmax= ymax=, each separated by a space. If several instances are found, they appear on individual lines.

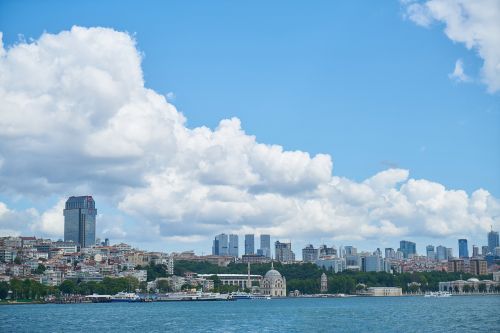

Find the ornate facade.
xmin=260 ymin=262 xmax=286 ymax=297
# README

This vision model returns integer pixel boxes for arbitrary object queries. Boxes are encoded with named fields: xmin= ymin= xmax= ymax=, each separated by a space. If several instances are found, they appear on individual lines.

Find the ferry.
xmin=111 ymin=292 xmax=142 ymax=302
xmin=424 ymin=291 xmax=452 ymax=298
xmin=249 ymin=294 xmax=272 ymax=300
xmin=156 ymin=291 xmax=233 ymax=302
xmin=230 ymin=292 xmax=252 ymax=300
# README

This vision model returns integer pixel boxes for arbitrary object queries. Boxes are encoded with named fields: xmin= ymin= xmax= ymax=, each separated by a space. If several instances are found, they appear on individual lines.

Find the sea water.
xmin=1 ymin=296 xmax=499 ymax=332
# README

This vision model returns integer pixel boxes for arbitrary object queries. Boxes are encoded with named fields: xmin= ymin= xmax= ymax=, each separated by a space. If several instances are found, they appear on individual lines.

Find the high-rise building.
xmin=446 ymin=248 xmax=453 ymax=259
xmin=436 ymin=245 xmax=447 ymax=261
xmin=344 ymin=246 xmax=357 ymax=256
xmin=228 ymin=234 xmax=239 ymax=257
xmin=488 ymin=229 xmax=499 ymax=254
xmin=319 ymin=244 xmax=337 ymax=258
xmin=302 ymin=244 xmax=319 ymax=263
xmin=481 ymin=246 xmax=489 ymax=256
xmin=472 ymin=245 xmax=479 ymax=257
xmin=362 ymin=255 xmax=385 ymax=272
xmin=63 ymin=196 xmax=97 ymax=248
xmin=212 ymin=233 xmax=228 ymax=256
xmin=244 ymin=234 xmax=254 ymax=255
xmin=275 ymin=241 xmax=295 ymax=262
xmin=458 ymin=239 xmax=469 ymax=258
xmin=426 ymin=245 xmax=435 ymax=260
xmin=385 ymin=248 xmax=395 ymax=259
xmin=399 ymin=240 xmax=416 ymax=259
xmin=258 ymin=234 xmax=271 ymax=258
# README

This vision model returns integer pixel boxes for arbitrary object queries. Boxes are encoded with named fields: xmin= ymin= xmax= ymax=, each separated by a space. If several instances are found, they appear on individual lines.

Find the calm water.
xmin=1 ymin=296 xmax=499 ymax=332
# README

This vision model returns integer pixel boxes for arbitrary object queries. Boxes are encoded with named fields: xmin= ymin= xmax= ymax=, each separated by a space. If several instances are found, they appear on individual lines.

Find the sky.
xmin=0 ymin=0 xmax=499 ymax=257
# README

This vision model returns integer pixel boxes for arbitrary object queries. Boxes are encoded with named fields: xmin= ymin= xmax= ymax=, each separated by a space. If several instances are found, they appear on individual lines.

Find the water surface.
xmin=1 ymin=296 xmax=499 ymax=332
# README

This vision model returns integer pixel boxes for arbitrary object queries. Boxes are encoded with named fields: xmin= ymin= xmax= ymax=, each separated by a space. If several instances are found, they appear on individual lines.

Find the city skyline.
xmin=0 ymin=1 xmax=499 ymax=255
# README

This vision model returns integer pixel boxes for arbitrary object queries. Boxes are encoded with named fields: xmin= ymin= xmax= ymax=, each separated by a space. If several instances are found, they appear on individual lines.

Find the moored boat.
xmin=111 ymin=292 xmax=142 ymax=302
xmin=424 ymin=291 xmax=452 ymax=297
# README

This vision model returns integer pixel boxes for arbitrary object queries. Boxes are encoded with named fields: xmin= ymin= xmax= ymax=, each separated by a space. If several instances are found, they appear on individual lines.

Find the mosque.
xmin=260 ymin=262 xmax=287 ymax=297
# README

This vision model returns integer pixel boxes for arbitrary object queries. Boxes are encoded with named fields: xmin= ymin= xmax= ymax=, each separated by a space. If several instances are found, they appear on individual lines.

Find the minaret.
xmin=247 ymin=262 xmax=251 ymax=290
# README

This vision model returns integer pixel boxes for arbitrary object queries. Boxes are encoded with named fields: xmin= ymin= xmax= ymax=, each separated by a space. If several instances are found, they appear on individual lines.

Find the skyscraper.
xmin=436 ymin=245 xmax=447 ymax=261
xmin=63 ymin=196 xmax=97 ymax=248
xmin=244 ymin=234 xmax=255 ymax=255
xmin=458 ymin=239 xmax=469 ymax=258
xmin=426 ymin=245 xmax=435 ymax=260
xmin=275 ymin=241 xmax=295 ymax=262
xmin=472 ymin=245 xmax=479 ymax=257
xmin=302 ymin=244 xmax=319 ymax=263
xmin=385 ymin=248 xmax=395 ymax=259
xmin=488 ymin=228 xmax=499 ymax=254
xmin=259 ymin=234 xmax=271 ymax=258
xmin=212 ymin=233 xmax=228 ymax=256
xmin=344 ymin=246 xmax=357 ymax=256
xmin=446 ymin=248 xmax=453 ymax=259
xmin=228 ymin=234 xmax=239 ymax=257
xmin=399 ymin=240 xmax=416 ymax=259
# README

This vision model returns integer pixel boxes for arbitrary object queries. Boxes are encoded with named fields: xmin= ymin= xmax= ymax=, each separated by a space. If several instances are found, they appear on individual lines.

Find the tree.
xmin=35 ymin=264 xmax=46 ymax=275
xmin=0 ymin=281 xmax=9 ymax=299
xmin=478 ymin=283 xmax=486 ymax=293
xmin=9 ymin=279 xmax=22 ymax=299
xmin=14 ymin=256 xmax=22 ymax=265
xmin=59 ymin=280 xmax=77 ymax=295
xmin=157 ymin=280 xmax=171 ymax=293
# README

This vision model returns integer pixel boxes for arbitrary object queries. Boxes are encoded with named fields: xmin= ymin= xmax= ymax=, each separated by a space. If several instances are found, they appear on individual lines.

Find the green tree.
xmin=35 ymin=264 xmax=46 ymax=275
xmin=157 ymin=280 xmax=171 ymax=293
xmin=59 ymin=280 xmax=77 ymax=295
xmin=0 ymin=281 xmax=9 ymax=299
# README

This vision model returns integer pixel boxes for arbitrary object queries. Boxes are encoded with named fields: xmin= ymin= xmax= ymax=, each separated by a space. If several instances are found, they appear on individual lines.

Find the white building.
xmin=260 ymin=262 xmax=286 ymax=297
xmin=197 ymin=273 xmax=262 ymax=289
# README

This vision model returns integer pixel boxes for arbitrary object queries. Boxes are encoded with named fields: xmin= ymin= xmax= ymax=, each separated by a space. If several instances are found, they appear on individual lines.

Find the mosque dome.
xmin=265 ymin=269 xmax=282 ymax=279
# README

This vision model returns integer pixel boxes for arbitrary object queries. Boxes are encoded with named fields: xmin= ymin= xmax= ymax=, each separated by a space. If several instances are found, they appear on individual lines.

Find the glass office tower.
xmin=64 ymin=196 xmax=97 ymax=248
xmin=245 ymin=234 xmax=255 ymax=255
xmin=458 ymin=239 xmax=469 ymax=258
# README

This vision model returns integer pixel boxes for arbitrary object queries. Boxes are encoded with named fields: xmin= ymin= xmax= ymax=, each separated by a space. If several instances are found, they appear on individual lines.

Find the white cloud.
xmin=403 ymin=0 xmax=500 ymax=92
xmin=449 ymin=59 xmax=470 ymax=82
xmin=0 ymin=26 xmax=498 ymax=247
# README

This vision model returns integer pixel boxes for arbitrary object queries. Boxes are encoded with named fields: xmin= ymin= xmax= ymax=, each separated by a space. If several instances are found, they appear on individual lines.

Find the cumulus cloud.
xmin=0 ymin=26 xmax=498 ymax=247
xmin=403 ymin=0 xmax=500 ymax=92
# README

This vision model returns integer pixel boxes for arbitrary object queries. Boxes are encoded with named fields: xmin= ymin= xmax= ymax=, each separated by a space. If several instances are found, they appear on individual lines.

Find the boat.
xmin=231 ymin=292 xmax=252 ymax=300
xmin=156 ymin=291 xmax=233 ymax=302
xmin=249 ymin=294 xmax=272 ymax=300
xmin=424 ymin=291 xmax=452 ymax=298
xmin=111 ymin=292 xmax=142 ymax=302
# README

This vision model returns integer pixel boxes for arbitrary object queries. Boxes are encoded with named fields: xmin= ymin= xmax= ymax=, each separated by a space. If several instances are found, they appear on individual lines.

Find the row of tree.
xmin=0 ymin=276 xmax=143 ymax=301
xmin=174 ymin=260 xmax=495 ymax=294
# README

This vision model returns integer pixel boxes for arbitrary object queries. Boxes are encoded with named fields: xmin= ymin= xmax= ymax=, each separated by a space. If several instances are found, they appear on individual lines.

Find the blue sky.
xmin=0 ymin=0 xmax=499 ymax=256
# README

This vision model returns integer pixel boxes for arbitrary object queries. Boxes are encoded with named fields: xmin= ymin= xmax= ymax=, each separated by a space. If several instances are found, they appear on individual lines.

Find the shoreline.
xmin=2 ymin=292 xmax=499 ymax=305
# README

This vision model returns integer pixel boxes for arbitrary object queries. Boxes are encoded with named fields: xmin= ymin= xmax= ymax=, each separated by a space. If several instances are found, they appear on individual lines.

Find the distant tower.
xmin=488 ymin=227 xmax=499 ymax=254
xmin=458 ymin=239 xmax=469 ymax=258
xmin=320 ymin=273 xmax=328 ymax=293
xmin=247 ymin=262 xmax=251 ymax=290
xmin=64 ymin=196 xmax=97 ymax=248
